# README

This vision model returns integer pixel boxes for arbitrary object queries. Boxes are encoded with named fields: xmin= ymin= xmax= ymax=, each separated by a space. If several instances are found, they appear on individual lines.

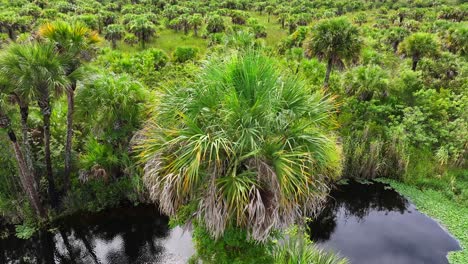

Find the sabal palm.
xmin=137 ymin=53 xmax=342 ymax=242
xmin=39 ymin=21 xmax=100 ymax=192
xmin=0 ymin=43 xmax=68 ymax=207
xmin=304 ymin=18 xmax=362 ymax=87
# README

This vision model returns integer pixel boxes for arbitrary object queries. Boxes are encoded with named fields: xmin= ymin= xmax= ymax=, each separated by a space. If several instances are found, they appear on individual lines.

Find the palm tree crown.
xmin=137 ymin=52 xmax=342 ymax=242
xmin=0 ymin=43 xmax=68 ymax=99
xmin=304 ymin=18 xmax=362 ymax=86
xmin=38 ymin=21 xmax=101 ymax=75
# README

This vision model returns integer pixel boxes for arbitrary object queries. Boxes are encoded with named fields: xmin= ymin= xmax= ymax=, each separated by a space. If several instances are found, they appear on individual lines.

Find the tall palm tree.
xmin=136 ymin=52 xmax=342 ymax=243
xmin=304 ymin=18 xmax=362 ymax=87
xmin=38 ymin=21 xmax=101 ymax=192
xmin=0 ymin=94 xmax=45 ymax=218
xmin=104 ymin=24 xmax=124 ymax=49
xmin=0 ymin=43 xmax=68 ymax=208
xmin=126 ymin=15 xmax=156 ymax=48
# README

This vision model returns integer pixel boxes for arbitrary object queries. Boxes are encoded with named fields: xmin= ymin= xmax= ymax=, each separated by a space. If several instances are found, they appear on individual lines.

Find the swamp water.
xmin=0 ymin=181 xmax=460 ymax=264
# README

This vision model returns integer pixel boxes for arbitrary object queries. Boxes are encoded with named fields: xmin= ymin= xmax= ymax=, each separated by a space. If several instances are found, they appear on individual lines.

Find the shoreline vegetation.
xmin=379 ymin=178 xmax=468 ymax=264
xmin=0 ymin=0 xmax=466 ymax=263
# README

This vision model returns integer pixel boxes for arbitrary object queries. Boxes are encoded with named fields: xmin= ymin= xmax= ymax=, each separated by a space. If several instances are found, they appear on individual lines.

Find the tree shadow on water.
xmin=308 ymin=180 xmax=409 ymax=242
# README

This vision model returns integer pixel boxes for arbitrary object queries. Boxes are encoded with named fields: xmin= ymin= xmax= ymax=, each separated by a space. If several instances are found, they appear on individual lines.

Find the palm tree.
xmin=0 ymin=43 xmax=68 ymax=208
xmin=398 ymin=33 xmax=440 ymax=71
xmin=39 ymin=21 xmax=101 ymax=193
xmin=189 ymin=14 xmax=203 ymax=37
xmin=304 ymin=18 xmax=362 ymax=87
xmin=104 ymin=24 xmax=124 ymax=49
xmin=127 ymin=16 xmax=156 ymax=48
xmin=136 ymin=52 xmax=342 ymax=244
xmin=384 ymin=27 xmax=409 ymax=53
xmin=343 ymin=65 xmax=389 ymax=101
xmin=0 ymin=93 xmax=45 ymax=218
xmin=265 ymin=6 xmax=274 ymax=23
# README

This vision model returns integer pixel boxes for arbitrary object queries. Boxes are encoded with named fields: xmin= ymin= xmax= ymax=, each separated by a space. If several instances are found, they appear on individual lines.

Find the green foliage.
xmin=104 ymin=24 xmax=125 ymax=48
xmin=304 ymin=17 xmax=362 ymax=65
xmin=63 ymin=176 xmax=143 ymax=213
xmin=15 ymin=222 xmax=37 ymax=239
xmin=273 ymin=227 xmax=348 ymax=264
xmin=381 ymin=178 xmax=468 ymax=264
xmin=137 ymin=52 xmax=342 ymax=242
xmin=191 ymin=222 xmax=274 ymax=264
xmin=0 ymin=3 xmax=467 ymax=263
xmin=398 ymin=32 xmax=440 ymax=70
xmin=206 ymin=14 xmax=226 ymax=34
xmin=172 ymin=46 xmax=199 ymax=63
xmin=127 ymin=15 xmax=157 ymax=48
xmin=76 ymin=72 xmax=147 ymax=141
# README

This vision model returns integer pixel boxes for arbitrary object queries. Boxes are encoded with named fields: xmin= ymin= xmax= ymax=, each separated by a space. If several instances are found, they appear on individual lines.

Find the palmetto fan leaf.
xmin=136 ymin=52 xmax=342 ymax=242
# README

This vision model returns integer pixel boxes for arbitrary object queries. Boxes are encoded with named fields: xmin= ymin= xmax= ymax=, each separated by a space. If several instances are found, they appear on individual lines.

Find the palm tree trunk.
xmin=7 ymin=28 xmax=15 ymax=41
xmin=392 ymin=41 xmax=399 ymax=53
xmin=111 ymin=39 xmax=117 ymax=49
xmin=9 ymin=130 xmax=46 ymax=218
xmin=13 ymin=95 xmax=38 ymax=189
xmin=0 ymin=113 xmax=45 ymax=218
xmin=64 ymin=84 xmax=76 ymax=193
xmin=324 ymin=57 xmax=333 ymax=87
xmin=39 ymin=98 xmax=58 ymax=208
xmin=411 ymin=56 xmax=418 ymax=71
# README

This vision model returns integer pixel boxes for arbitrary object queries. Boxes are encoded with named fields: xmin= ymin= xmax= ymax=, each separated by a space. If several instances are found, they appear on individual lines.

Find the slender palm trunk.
xmin=13 ymin=96 xmax=38 ymax=189
xmin=411 ymin=56 xmax=419 ymax=71
xmin=1 ymin=113 xmax=45 ymax=218
xmin=392 ymin=41 xmax=399 ymax=53
xmin=9 ymin=130 xmax=46 ymax=218
xmin=111 ymin=39 xmax=117 ymax=49
xmin=1 ymin=114 xmax=44 ymax=217
xmin=39 ymin=97 xmax=58 ymax=208
xmin=7 ymin=28 xmax=15 ymax=41
xmin=324 ymin=57 xmax=333 ymax=87
xmin=64 ymin=83 xmax=76 ymax=193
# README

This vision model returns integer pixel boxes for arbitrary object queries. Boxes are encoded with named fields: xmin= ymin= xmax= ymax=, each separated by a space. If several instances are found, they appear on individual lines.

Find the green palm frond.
xmin=136 ymin=52 xmax=342 ymax=241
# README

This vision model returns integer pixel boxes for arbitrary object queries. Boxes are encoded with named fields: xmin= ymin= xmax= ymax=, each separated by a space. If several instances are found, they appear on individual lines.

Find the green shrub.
xmin=146 ymin=48 xmax=169 ymax=70
xmin=172 ymin=46 xmax=198 ymax=63
xmin=206 ymin=14 xmax=225 ymax=33
xmin=190 ymin=223 xmax=275 ymax=264
xmin=64 ymin=176 xmax=143 ymax=213
xmin=273 ymin=228 xmax=348 ymax=264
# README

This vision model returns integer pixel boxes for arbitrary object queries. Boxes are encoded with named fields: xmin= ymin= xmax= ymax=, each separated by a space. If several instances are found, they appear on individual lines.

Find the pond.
xmin=0 ymin=180 xmax=461 ymax=264
xmin=0 ymin=205 xmax=194 ymax=264
xmin=308 ymin=180 xmax=461 ymax=264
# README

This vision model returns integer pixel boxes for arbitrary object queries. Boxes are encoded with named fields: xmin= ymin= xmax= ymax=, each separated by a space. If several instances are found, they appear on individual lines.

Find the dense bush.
xmin=172 ymin=46 xmax=198 ymax=63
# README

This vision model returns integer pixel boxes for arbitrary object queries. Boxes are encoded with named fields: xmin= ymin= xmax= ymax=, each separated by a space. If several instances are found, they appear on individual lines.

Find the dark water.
xmin=0 ymin=181 xmax=461 ymax=264
xmin=308 ymin=180 xmax=461 ymax=264
xmin=0 ymin=204 xmax=194 ymax=264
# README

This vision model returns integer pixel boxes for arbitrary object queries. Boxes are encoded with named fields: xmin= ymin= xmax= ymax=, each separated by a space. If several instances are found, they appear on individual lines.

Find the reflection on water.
xmin=0 ymin=204 xmax=194 ymax=264
xmin=308 ymin=180 xmax=461 ymax=264
xmin=1 ymin=182 xmax=462 ymax=264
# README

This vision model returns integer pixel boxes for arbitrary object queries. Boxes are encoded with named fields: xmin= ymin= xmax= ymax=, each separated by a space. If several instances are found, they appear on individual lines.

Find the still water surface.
xmin=0 ymin=205 xmax=194 ymax=264
xmin=0 ymin=181 xmax=461 ymax=264
xmin=308 ymin=180 xmax=461 ymax=264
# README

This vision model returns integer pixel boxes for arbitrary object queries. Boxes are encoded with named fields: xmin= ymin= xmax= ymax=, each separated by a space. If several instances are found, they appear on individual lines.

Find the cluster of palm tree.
xmin=0 ymin=21 xmax=100 ymax=218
